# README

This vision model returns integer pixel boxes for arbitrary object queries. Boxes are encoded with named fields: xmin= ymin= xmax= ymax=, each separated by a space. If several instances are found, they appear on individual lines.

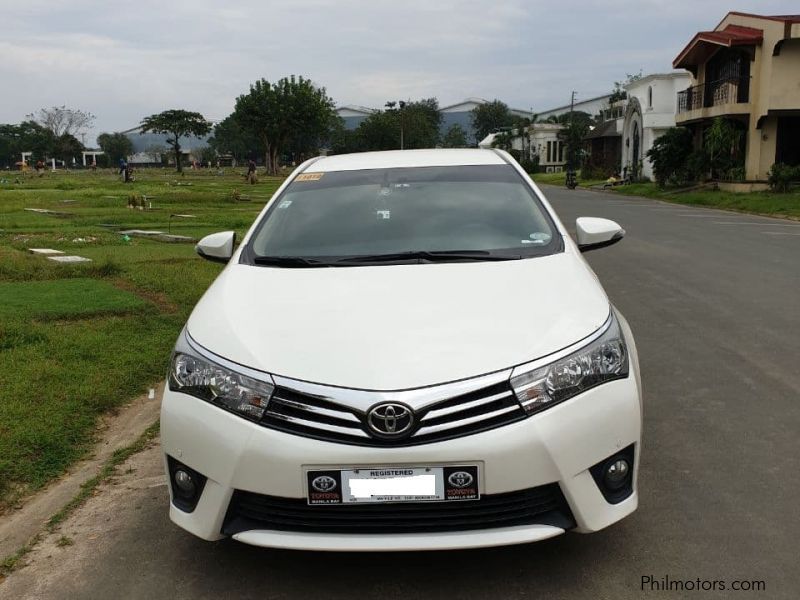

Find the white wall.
xmin=622 ymin=73 xmax=691 ymax=179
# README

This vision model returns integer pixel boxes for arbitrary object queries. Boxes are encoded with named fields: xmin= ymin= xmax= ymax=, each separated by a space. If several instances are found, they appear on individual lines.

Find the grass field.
xmin=0 ymin=167 xmax=284 ymax=511
xmin=531 ymin=171 xmax=606 ymax=188
xmin=532 ymin=171 xmax=800 ymax=218
xmin=612 ymin=182 xmax=800 ymax=219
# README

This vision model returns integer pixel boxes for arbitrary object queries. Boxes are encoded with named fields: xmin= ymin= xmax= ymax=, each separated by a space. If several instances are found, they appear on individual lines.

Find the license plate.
xmin=306 ymin=465 xmax=479 ymax=505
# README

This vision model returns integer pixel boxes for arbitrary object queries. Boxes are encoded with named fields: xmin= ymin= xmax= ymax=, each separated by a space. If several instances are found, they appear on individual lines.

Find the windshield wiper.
xmin=252 ymin=255 xmax=334 ymax=268
xmin=334 ymin=250 xmax=520 ymax=264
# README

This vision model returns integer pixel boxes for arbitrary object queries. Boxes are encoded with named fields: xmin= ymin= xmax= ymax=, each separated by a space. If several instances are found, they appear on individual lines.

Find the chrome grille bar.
xmin=262 ymin=375 xmax=525 ymax=446
xmin=420 ymin=390 xmax=514 ymax=422
xmin=265 ymin=410 xmax=370 ymax=438
xmin=270 ymin=395 xmax=361 ymax=423
xmin=412 ymin=405 xmax=521 ymax=437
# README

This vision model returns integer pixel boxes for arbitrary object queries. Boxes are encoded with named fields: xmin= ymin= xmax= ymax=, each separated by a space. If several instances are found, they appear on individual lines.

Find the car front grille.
xmin=222 ymin=484 xmax=575 ymax=536
xmin=261 ymin=377 xmax=526 ymax=447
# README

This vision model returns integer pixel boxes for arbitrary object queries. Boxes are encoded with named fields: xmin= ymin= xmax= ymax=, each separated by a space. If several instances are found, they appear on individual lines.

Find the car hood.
xmin=187 ymin=251 xmax=610 ymax=390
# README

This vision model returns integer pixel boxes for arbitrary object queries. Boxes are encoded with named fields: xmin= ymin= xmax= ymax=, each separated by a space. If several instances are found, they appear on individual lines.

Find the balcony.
xmin=676 ymin=77 xmax=750 ymax=122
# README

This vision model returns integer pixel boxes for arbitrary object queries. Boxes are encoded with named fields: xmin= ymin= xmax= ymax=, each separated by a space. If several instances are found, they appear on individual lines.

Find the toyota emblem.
xmin=367 ymin=402 xmax=414 ymax=438
xmin=311 ymin=475 xmax=337 ymax=492
xmin=448 ymin=471 xmax=474 ymax=488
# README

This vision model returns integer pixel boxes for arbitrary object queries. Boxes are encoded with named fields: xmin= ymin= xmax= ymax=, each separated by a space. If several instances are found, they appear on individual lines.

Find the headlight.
xmin=510 ymin=313 xmax=628 ymax=415
xmin=169 ymin=333 xmax=274 ymax=421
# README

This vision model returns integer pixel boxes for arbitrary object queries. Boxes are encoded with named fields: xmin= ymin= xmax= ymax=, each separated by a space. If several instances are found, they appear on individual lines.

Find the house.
xmin=529 ymin=123 xmax=567 ymax=172
xmin=478 ymin=122 xmax=566 ymax=172
xmin=673 ymin=12 xmax=800 ymax=182
xmin=336 ymin=98 xmax=535 ymax=144
xmin=537 ymin=94 xmax=612 ymax=123
xmin=584 ymin=118 xmax=623 ymax=177
xmin=620 ymin=72 xmax=692 ymax=180
xmin=440 ymin=98 xmax=534 ymax=143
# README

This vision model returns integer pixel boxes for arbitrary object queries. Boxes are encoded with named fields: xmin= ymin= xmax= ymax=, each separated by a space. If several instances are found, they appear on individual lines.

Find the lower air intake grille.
xmin=222 ymin=484 xmax=575 ymax=535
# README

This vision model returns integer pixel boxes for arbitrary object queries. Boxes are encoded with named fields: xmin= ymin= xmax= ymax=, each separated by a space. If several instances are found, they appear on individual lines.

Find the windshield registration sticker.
xmin=295 ymin=172 xmax=324 ymax=182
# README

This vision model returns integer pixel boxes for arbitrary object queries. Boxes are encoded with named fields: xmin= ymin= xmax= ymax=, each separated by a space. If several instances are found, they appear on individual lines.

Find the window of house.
xmin=648 ymin=86 xmax=653 ymax=108
xmin=558 ymin=141 xmax=564 ymax=163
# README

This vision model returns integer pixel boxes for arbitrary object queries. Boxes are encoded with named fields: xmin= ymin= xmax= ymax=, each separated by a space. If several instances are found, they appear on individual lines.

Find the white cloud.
xmin=0 ymin=0 xmax=797 ymax=143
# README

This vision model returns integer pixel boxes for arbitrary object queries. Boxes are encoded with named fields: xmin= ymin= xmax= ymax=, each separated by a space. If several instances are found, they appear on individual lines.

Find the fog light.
xmin=589 ymin=444 xmax=635 ymax=504
xmin=167 ymin=456 xmax=207 ymax=513
xmin=174 ymin=469 xmax=196 ymax=496
xmin=603 ymin=459 xmax=630 ymax=490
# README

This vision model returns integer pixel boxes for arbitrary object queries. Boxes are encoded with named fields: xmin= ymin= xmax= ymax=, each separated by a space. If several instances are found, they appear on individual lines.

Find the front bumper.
xmin=161 ymin=366 xmax=641 ymax=551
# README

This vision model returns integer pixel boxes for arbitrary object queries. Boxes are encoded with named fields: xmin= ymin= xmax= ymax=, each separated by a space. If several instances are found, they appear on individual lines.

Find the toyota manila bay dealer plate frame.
xmin=306 ymin=465 xmax=480 ymax=505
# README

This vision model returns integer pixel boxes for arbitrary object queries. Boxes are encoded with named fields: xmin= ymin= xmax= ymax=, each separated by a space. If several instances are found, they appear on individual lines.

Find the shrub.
xmin=686 ymin=150 xmax=710 ymax=183
xmin=723 ymin=166 xmax=746 ymax=182
xmin=705 ymin=117 xmax=745 ymax=178
xmin=647 ymin=127 xmax=693 ymax=187
xmin=580 ymin=163 xmax=607 ymax=180
xmin=519 ymin=156 xmax=539 ymax=174
xmin=767 ymin=163 xmax=800 ymax=193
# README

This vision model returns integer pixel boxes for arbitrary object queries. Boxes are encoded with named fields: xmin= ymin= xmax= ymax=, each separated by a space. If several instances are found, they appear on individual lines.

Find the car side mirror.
xmin=575 ymin=217 xmax=625 ymax=252
xmin=196 ymin=231 xmax=236 ymax=264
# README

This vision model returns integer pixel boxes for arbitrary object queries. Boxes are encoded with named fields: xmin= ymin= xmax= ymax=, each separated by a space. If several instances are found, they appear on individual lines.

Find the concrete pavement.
xmin=2 ymin=187 xmax=798 ymax=599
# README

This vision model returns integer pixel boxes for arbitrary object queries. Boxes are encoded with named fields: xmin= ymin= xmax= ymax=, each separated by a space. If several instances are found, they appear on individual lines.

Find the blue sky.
xmin=1 ymin=0 xmax=797 ymax=144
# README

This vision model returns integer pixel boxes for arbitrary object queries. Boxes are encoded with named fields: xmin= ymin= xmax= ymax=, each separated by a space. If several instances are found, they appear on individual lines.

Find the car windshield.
xmin=245 ymin=165 xmax=562 ymax=266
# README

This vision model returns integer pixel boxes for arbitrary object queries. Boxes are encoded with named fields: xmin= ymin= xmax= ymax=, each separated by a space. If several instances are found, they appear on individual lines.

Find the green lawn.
xmin=613 ymin=182 xmax=800 ymax=219
xmin=0 ymin=279 xmax=146 ymax=320
xmin=531 ymin=170 xmax=800 ymax=218
xmin=0 ymin=167 xmax=284 ymax=510
xmin=531 ymin=171 xmax=606 ymax=188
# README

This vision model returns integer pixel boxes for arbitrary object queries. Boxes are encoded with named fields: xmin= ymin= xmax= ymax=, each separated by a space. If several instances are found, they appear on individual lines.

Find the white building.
xmin=537 ymin=94 xmax=612 ymax=122
xmin=621 ymin=72 xmax=692 ymax=179
xmin=478 ymin=123 xmax=566 ymax=172
xmin=529 ymin=123 xmax=567 ymax=172
xmin=335 ymin=105 xmax=377 ymax=130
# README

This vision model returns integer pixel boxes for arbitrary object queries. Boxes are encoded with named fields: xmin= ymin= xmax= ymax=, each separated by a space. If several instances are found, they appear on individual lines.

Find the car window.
xmin=246 ymin=165 xmax=561 ymax=264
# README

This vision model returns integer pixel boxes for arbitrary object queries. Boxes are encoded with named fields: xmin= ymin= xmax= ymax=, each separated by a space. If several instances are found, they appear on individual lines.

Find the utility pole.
xmin=385 ymin=100 xmax=407 ymax=150
xmin=568 ymin=91 xmax=577 ymax=170
xmin=569 ymin=91 xmax=576 ymax=131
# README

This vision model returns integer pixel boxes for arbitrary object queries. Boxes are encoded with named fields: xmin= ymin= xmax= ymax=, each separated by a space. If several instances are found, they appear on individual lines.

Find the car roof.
xmin=308 ymin=149 xmax=508 ymax=172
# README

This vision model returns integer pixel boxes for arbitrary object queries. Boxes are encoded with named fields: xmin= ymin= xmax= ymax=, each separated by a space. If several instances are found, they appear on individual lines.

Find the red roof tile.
xmin=674 ymin=24 xmax=763 ymax=69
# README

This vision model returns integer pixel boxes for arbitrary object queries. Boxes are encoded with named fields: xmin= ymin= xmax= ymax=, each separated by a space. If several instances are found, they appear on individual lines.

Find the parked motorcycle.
xmin=565 ymin=170 xmax=578 ymax=189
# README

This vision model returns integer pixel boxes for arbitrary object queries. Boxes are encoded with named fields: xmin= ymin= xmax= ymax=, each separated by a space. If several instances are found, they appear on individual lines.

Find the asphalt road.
xmin=4 ymin=187 xmax=799 ymax=600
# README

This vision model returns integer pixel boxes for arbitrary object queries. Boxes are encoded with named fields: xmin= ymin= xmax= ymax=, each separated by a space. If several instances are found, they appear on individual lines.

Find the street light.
xmin=385 ymin=100 xmax=407 ymax=150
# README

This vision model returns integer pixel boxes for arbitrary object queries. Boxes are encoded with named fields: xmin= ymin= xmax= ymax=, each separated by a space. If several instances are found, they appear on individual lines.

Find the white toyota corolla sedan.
xmin=162 ymin=148 xmax=642 ymax=551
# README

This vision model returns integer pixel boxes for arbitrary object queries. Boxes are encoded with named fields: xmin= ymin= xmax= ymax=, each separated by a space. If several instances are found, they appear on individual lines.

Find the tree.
xmin=97 ymin=132 xmax=134 ymax=164
xmin=349 ymin=99 xmax=443 ymax=152
xmin=646 ymin=127 xmax=694 ymax=187
xmin=490 ymin=129 xmax=516 ymax=151
xmin=354 ymin=110 xmax=401 ymax=151
xmin=140 ymin=109 xmax=211 ymax=173
xmin=209 ymin=114 xmax=261 ymax=164
xmin=471 ymin=100 xmax=513 ymax=144
xmin=27 ymin=106 xmax=95 ymax=140
xmin=0 ymin=121 xmax=58 ymax=165
xmin=192 ymin=146 xmax=218 ymax=164
xmin=328 ymin=118 xmax=362 ymax=154
xmin=554 ymin=111 xmax=594 ymax=170
xmin=234 ymin=76 xmax=337 ymax=174
xmin=441 ymin=124 xmax=468 ymax=148
xmin=52 ymin=134 xmax=84 ymax=164
xmin=385 ymin=98 xmax=442 ymax=149
xmin=704 ymin=117 xmax=744 ymax=178
xmin=609 ymin=71 xmax=644 ymax=103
